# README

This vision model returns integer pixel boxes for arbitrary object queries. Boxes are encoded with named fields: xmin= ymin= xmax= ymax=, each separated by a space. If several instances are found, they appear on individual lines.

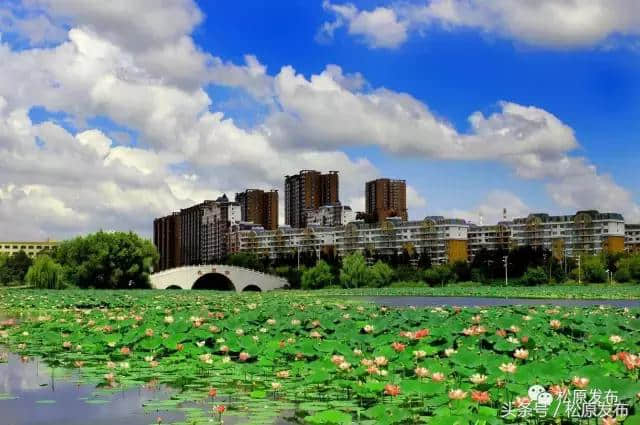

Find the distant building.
xmin=154 ymin=195 xmax=242 ymax=270
xmin=285 ymin=170 xmax=339 ymax=228
xmin=229 ymin=216 xmax=469 ymax=264
xmin=306 ymin=203 xmax=356 ymax=227
xmin=365 ymin=178 xmax=408 ymax=223
xmin=202 ymin=196 xmax=241 ymax=263
xmin=0 ymin=240 xmax=57 ymax=258
xmin=625 ymin=224 xmax=640 ymax=253
xmin=153 ymin=213 xmax=182 ymax=271
xmin=178 ymin=200 xmax=215 ymax=266
xmin=235 ymin=189 xmax=279 ymax=230
xmin=467 ymin=210 xmax=626 ymax=260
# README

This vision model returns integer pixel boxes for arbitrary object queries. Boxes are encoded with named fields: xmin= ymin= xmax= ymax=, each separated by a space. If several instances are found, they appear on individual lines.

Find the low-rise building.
xmin=229 ymin=216 xmax=468 ymax=264
xmin=0 ymin=240 xmax=57 ymax=258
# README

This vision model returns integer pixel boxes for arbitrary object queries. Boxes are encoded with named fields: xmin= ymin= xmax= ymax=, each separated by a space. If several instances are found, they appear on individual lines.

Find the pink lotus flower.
xmin=550 ymin=320 xmax=561 ymax=330
xmin=238 ymin=352 xmax=250 ymax=362
xmin=391 ymin=342 xmax=406 ymax=352
xmin=470 ymin=374 xmax=487 ymax=385
xmin=471 ymin=390 xmax=490 ymax=404
xmin=208 ymin=388 xmax=217 ymax=397
xmin=513 ymin=396 xmax=531 ymax=408
xmin=514 ymin=349 xmax=529 ymax=360
xmin=571 ymin=376 xmax=589 ymax=389
xmin=602 ymin=417 xmax=617 ymax=425
xmin=384 ymin=384 xmax=400 ymax=396
xmin=120 ymin=346 xmax=131 ymax=356
xmin=431 ymin=372 xmax=445 ymax=382
xmin=499 ymin=362 xmax=517 ymax=374
xmin=415 ymin=367 xmax=430 ymax=378
xmin=448 ymin=389 xmax=467 ymax=400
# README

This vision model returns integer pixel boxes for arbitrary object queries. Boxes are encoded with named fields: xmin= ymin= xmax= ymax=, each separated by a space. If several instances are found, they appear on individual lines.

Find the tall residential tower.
xmin=365 ymin=178 xmax=408 ymax=223
xmin=284 ymin=170 xmax=339 ymax=228
xmin=235 ymin=189 xmax=279 ymax=230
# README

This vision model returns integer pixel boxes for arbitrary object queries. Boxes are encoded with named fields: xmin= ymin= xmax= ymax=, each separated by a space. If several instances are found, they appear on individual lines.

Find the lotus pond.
xmin=2 ymin=290 xmax=640 ymax=424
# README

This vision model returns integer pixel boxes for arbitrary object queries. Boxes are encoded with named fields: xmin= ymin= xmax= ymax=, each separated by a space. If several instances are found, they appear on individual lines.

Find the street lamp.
xmin=503 ymin=255 xmax=509 ymax=286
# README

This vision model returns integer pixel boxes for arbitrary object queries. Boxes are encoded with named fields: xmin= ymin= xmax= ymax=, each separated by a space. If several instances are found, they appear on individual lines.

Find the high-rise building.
xmin=365 ymin=178 xmax=408 ymax=223
xmin=235 ymin=189 xmax=279 ymax=230
xmin=202 ymin=195 xmax=241 ymax=262
xmin=284 ymin=170 xmax=339 ymax=228
xmin=153 ymin=213 xmax=182 ymax=271
xmin=179 ymin=200 xmax=215 ymax=266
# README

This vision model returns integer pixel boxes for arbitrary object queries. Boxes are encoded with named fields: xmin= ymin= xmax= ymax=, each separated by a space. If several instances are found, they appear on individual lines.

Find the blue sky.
xmin=196 ymin=1 xmax=640 ymax=219
xmin=0 ymin=0 xmax=639 ymax=238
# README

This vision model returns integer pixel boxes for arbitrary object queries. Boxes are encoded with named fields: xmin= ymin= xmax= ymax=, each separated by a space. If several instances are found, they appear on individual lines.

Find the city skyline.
xmin=1 ymin=1 xmax=640 ymax=241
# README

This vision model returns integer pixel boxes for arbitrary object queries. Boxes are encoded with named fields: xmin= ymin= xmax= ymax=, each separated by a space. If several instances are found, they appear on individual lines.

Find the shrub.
xmin=521 ymin=267 xmax=548 ymax=286
xmin=390 ymin=280 xmax=426 ymax=288
xmin=301 ymin=260 xmax=333 ymax=289
xmin=614 ymin=266 xmax=632 ymax=283
xmin=339 ymin=252 xmax=370 ymax=288
xmin=369 ymin=261 xmax=394 ymax=287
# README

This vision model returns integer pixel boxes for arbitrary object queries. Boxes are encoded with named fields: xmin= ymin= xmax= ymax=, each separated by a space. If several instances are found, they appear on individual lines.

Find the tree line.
xmin=223 ymin=246 xmax=640 ymax=289
xmin=0 ymin=231 xmax=157 ymax=289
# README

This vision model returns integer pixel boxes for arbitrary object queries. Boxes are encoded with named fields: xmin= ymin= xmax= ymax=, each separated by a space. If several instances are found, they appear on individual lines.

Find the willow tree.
xmin=25 ymin=255 xmax=65 ymax=289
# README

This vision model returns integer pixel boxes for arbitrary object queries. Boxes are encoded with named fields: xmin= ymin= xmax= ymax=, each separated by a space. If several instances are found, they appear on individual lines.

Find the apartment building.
xmin=229 ymin=216 xmax=468 ymax=264
xmin=235 ymin=189 xmax=279 ymax=230
xmin=626 ymin=224 xmax=640 ymax=253
xmin=467 ymin=223 xmax=512 ymax=258
xmin=284 ymin=170 xmax=339 ymax=228
xmin=0 ymin=240 xmax=57 ymax=258
xmin=153 ymin=213 xmax=182 ymax=271
xmin=306 ymin=203 xmax=356 ymax=227
xmin=467 ymin=210 xmax=626 ymax=261
xmin=365 ymin=178 xmax=408 ymax=222
xmin=201 ymin=197 xmax=241 ymax=263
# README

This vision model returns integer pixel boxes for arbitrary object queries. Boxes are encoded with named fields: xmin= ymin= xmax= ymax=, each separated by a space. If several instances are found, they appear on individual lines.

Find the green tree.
xmin=54 ymin=231 xmax=158 ymax=289
xmin=25 ymin=255 xmax=65 ymax=289
xmin=521 ymin=267 xmax=549 ymax=286
xmin=576 ymin=255 xmax=608 ymax=283
xmin=0 ymin=251 xmax=33 ymax=285
xmin=615 ymin=255 xmax=640 ymax=283
xmin=423 ymin=264 xmax=455 ymax=286
xmin=225 ymin=252 xmax=264 ymax=271
xmin=339 ymin=252 xmax=370 ymax=288
xmin=301 ymin=260 xmax=333 ymax=289
xmin=369 ymin=260 xmax=394 ymax=287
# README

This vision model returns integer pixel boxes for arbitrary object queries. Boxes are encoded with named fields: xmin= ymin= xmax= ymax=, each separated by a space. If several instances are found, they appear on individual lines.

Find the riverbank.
xmin=303 ymin=283 xmax=640 ymax=300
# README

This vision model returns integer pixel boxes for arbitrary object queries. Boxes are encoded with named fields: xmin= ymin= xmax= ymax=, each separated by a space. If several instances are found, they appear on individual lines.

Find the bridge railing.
xmin=151 ymin=265 xmax=288 ymax=283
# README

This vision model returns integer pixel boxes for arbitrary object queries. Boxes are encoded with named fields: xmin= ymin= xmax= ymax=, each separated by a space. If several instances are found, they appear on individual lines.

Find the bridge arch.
xmin=166 ymin=285 xmax=183 ymax=290
xmin=241 ymin=284 xmax=262 ymax=292
xmin=192 ymin=273 xmax=236 ymax=291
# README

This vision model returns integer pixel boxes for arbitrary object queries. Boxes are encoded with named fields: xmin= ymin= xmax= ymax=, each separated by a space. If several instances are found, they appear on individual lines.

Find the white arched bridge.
xmin=150 ymin=265 xmax=289 ymax=292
